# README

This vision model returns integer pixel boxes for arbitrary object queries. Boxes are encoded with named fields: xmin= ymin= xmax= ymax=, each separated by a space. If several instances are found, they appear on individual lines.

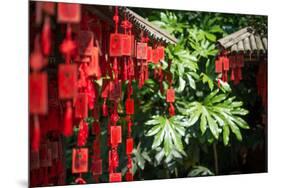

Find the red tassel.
xmin=123 ymin=60 xmax=128 ymax=81
xmin=77 ymin=120 xmax=89 ymax=147
xmin=233 ymin=69 xmax=239 ymax=85
xmin=224 ymin=71 xmax=228 ymax=82
xmin=138 ymin=65 xmax=144 ymax=89
xmin=41 ymin=16 xmax=51 ymax=56
xmin=102 ymin=99 xmax=108 ymax=116
xmin=168 ymin=103 xmax=175 ymax=116
xmin=63 ymin=101 xmax=73 ymax=137
xmin=128 ymin=58 xmax=134 ymax=79
xmin=86 ymin=80 xmax=95 ymax=110
xmin=32 ymin=116 xmax=40 ymax=152
xmin=231 ymin=69 xmax=235 ymax=81
xmin=113 ymin=58 xmax=118 ymax=79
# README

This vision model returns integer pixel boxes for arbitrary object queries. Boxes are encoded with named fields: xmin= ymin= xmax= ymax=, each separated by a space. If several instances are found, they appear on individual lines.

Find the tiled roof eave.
xmin=217 ymin=27 xmax=267 ymax=54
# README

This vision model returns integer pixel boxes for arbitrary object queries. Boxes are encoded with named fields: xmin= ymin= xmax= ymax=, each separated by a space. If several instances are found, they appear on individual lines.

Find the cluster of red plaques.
xmin=29 ymin=2 xmax=66 ymax=186
xmin=29 ymin=2 xmax=176 ymax=186
xmin=215 ymin=51 xmax=245 ymax=86
xmin=215 ymin=51 xmax=267 ymax=109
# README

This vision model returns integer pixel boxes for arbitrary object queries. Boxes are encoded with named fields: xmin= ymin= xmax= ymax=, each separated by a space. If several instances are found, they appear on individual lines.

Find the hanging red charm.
xmin=77 ymin=120 xmax=88 ymax=147
xmin=166 ymin=88 xmax=175 ymax=103
xmin=57 ymin=3 xmax=81 ymax=23
xmin=58 ymin=64 xmax=77 ymax=99
xmin=30 ymin=72 xmax=48 ymax=115
xmin=110 ymin=34 xmax=123 ymax=57
xmin=41 ymin=16 xmax=51 ymax=56
xmin=125 ymin=98 xmax=134 ymax=115
xmin=110 ymin=126 xmax=122 ymax=146
xmin=72 ymin=148 xmax=88 ymax=173
xmin=109 ymin=173 xmax=122 ymax=183
xmin=75 ymin=93 xmax=88 ymax=118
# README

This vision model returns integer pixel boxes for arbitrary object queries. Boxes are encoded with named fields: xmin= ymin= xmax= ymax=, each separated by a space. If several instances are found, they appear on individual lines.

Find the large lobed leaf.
xmin=145 ymin=115 xmax=187 ymax=158
xmin=182 ymin=89 xmax=249 ymax=145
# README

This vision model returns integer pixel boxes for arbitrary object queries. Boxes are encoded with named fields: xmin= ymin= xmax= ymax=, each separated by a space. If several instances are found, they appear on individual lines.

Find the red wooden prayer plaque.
xmin=152 ymin=49 xmax=159 ymax=64
xmin=137 ymin=42 xmax=148 ymax=60
xmin=126 ymin=171 xmax=133 ymax=181
xmin=58 ymin=64 xmax=77 ymax=99
xmin=110 ymin=33 xmax=122 ymax=57
xmin=57 ymin=3 xmax=81 ymax=23
xmin=72 ymin=148 xmax=88 ymax=173
xmin=215 ymin=59 xmax=222 ymax=73
xmin=109 ymin=80 xmax=122 ymax=101
xmin=121 ymin=34 xmax=132 ymax=56
xmin=75 ymin=93 xmax=88 ymax=118
xmin=110 ymin=126 xmax=122 ymax=146
xmin=30 ymin=72 xmax=48 ymax=115
xmin=157 ymin=46 xmax=165 ymax=61
xmin=88 ymin=47 xmax=101 ymax=78
xmin=222 ymin=56 xmax=230 ymax=71
xmin=125 ymin=98 xmax=134 ymax=115
xmin=166 ymin=88 xmax=175 ymax=103
xmin=92 ymin=159 xmax=102 ymax=176
xmin=78 ymin=31 xmax=94 ymax=56
xmin=147 ymin=47 xmax=152 ymax=62
xmin=109 ymin=173 xmax=122 ymax=183
xmin=101 ymin=79 xmax=110 ymax=98
xmin=126 ymin=138 xmax=134 ymax=155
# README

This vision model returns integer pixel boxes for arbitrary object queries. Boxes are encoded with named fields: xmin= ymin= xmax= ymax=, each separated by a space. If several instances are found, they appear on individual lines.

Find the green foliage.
xmin=188 ymin=165 xmax=214 ymax=177
xmin=151 ymin=11 xmax=187 ymax=35
xmin=165 ymin=43 xmax=199 ymax=90
xmin=180 ymin=89 xmax=249 ymax=145
xmin=145 ymin=115 xmax=187 ymax=159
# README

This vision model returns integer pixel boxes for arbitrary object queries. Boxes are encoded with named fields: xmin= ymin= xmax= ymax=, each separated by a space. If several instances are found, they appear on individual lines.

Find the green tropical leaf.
xmin=152 ymin=128 xmax=165 ymax=149
xmin=223 ymin=124 xmax=230 ymax=145
xmin=187 ymin=74 xmax=196 ymax=90
xmin=200 ymin=114 xmax=207 ymax=135
xmin=182 ymin=90 xmax=249 ymax=143
xmin=146 ymin=115 xmax=188 ymax=158
xmin=205 ymin=32 xmax=216 ymax=42
xmin=188 ymin=165 xmax=214 ymax=177
xmin=177 ymin=77 xmax=186 ymax=92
